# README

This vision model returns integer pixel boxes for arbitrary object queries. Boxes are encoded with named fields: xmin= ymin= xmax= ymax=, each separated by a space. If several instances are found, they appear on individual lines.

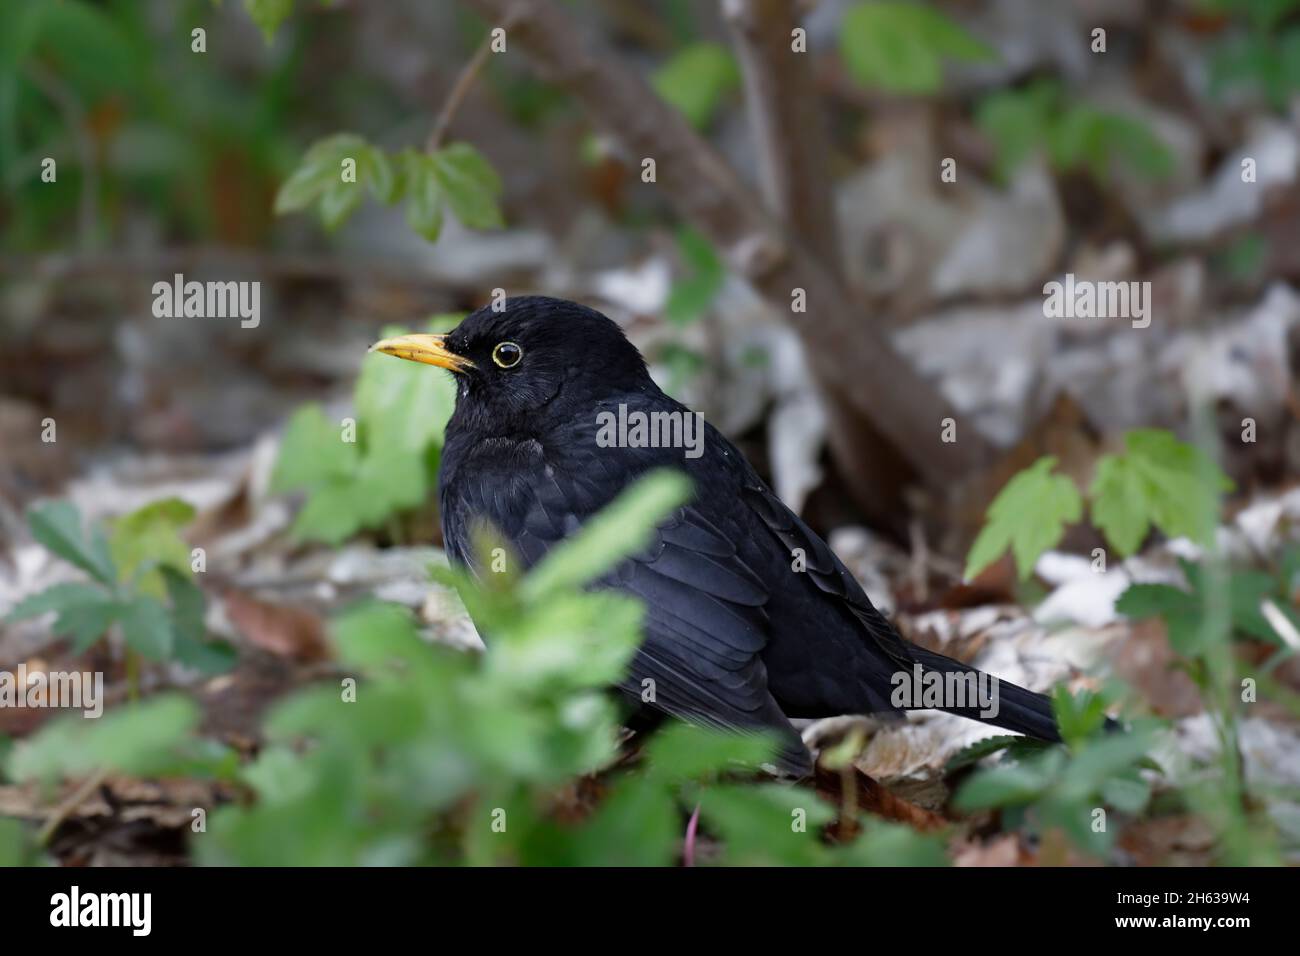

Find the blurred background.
xmin=1 ymin=0 xmax=1298 ymax=866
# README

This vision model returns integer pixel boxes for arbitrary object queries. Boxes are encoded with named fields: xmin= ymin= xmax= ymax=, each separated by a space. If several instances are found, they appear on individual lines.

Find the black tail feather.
xmin=908 ymin=645 xmax=1062 ymax=743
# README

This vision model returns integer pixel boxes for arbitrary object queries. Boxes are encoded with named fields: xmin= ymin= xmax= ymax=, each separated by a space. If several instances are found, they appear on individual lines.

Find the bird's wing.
xmin=741 ymin=480 xmax=916 ymax=673
xmin=448 ymin=457 xmax=811 ymax=774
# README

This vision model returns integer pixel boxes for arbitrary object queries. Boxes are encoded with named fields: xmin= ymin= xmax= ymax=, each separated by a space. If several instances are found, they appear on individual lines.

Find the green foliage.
xmin=665 ymin=227 xmax=725 ymax=327
xmin=839 ymin=1 xmax=994 ymax=94
xmin=954 ymin=689 xmax=1160 ymax=857
xmin=1117 ymin=557 xmax=1296 ymax=655
xmin=108 ymin=497 xmax=196 ymax=598
xmin=1204 ymin=0 xmax=1300 ymax=110
xmin=2 ymin=474 xmax=945 ymax=866
xmin=977 ymin=81 xmax=1175 ymax=183
xmin=965 ymin=456 xmax=1083 ymax=581
xmin=271 ymin=315 xmax=460 ymax=544
xmin=6 ymin=695 xmax=237 ymax=787
xmin=1091 ymin=429 xmax=1234 ymax=557
xmin=966 ymin=429 xmax=1233 ymax=581
xmin=243 ymin=0 xmax=295 ymax=43
xmin=651 ymin=43 xmax=740 ymax=128
xmin=274 ymin=135 xmax=503 ymax=242
xmin=6 ymin=501 xmax=233 ymax=672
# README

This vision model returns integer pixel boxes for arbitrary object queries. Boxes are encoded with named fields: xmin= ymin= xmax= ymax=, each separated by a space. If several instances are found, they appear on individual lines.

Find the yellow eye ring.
xmin=492 ymin=341 xmax=523 ymax=368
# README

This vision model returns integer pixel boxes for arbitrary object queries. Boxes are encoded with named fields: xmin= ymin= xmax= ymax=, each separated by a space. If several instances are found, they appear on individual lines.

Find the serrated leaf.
xmin=27 ymin=501 xmax=116 ymax=585
xmin=965 ymin=456 xmax=1083 ymax=581
xmin=1089 ymin=429 xmax=1233 ymax=556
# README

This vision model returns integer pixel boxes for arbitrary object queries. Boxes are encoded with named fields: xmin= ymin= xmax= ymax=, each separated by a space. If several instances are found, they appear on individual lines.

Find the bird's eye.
xmin=492 ymin=341 xmax=523 ymax=368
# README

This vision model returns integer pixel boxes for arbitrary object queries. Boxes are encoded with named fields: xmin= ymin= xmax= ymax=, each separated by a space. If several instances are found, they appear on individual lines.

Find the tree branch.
xmin=460 ymin=0 xmax=993 ymax=487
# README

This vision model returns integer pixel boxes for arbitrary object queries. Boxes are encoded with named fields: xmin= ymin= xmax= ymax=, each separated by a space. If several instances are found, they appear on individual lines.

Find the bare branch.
xmin=460 ymin=0 xmax=993 ymax=486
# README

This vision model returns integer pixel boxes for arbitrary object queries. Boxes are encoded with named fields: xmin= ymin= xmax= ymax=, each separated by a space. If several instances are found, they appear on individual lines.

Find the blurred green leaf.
xmin=965 ymin=456 xmax=1083 ymax=581
xmin=27 ymin=501 xmax=115 ymax=586
xmin=108 ymin=497 xmax=196 ymax=597
xmin=652 ymin=43 xmax=740 ymax=128
xmin=839 ymin=1 xmax=993 ymax=94
xmin=244 ymin=0 xmax=295 ymax=43
xmin=665 ymin=228 xmax=725 ymax=327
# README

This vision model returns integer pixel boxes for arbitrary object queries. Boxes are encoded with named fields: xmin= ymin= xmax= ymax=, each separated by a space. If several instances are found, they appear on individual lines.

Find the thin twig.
xmin=37 ymin=768 xmax=109 ymax=846
xmin=427 ymin=13 xmax=518 ymax=153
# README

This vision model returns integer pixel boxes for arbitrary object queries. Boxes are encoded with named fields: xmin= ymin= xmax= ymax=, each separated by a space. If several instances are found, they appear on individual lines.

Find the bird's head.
xmin=369 ymin=296 xmax=652 ymax=431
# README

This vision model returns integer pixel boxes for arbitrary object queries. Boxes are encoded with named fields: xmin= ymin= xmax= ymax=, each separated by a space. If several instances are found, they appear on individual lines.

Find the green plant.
xmin=5 ymin=499 xmax=235 ymax=675
xmin=954 ymin=688 xmax=1161 ymax=858
xmin=273 ymin=134 xmax=503 ymax=241
xmin=270 ymin=314 xmax=459 ymax=545
xmin=1203 ymin=0 xmax=1300 ymax=110
xmin=965 ymin=428 xmax=1234 ymax=580
xmin=838 ymin=1 xmax=994 ymax=94
xmin=976 ymin=80 xmax=1175 ymax=183
xmin=2 ymin=472 xmax=947 ymax=866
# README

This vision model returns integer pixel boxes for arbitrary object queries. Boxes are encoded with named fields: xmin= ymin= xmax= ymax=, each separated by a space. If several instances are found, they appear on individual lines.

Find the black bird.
xmin=372 ymin=296 xmax=1061 ymax=775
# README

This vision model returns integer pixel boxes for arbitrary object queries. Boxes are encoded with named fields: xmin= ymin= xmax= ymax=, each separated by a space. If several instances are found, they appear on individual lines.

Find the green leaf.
xmin=520 ymin=470 xmax=693 ymax=600
xmin=1115 ymin=580 xmax=1202 ymax=654
xmin=119 ymin=596 xmax=174 ymax=661
xmin=274 ymin=133 xmax=368 ymax=215
xmin=27 ymin=501 xmax=116 ymax=586
xmin=651 ymin=43 xmax=740 ymax=128
xmin=964 ymin=456 xmax=1083 ymax=581
xmin=318 ymin=181 xmax=364 ymax=232
xmin=953 ymin=759 xmax=1052 ymax=811
xmin=108 ymin=497 xmax=196 ymax=596
xmin=665 ymin=228 xmax=725 ymax=326
xmin=839 ymin=1 xmax=994 ymax=95
xmin=6 ymin=582 xmax=120 ymax=653
xmin=8 ymin=695 xmax=201 ymax=784
xmin=429 ymin=143 xmax=504 ymax=230
xmin=402 ymin=151 xmax=446 ymax=242
xmin=163 ymin=567 xmax=236 ymax=675
xmin=271 ymin=404 xmax=359 ymax=494
xmin=244 ymin=0 xmax=294 ymax=44
xmin=1089 ymin=429 xmax=1233 ymax=556
xmin=644 ymin=722 xmax=777 ymax=780
xmin=570 ymin=778 xmax=678 ymax=866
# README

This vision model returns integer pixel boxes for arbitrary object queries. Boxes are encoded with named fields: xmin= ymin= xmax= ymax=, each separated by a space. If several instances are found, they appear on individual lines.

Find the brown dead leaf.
xmin=222 ymin=589 xmax=330 ymax=662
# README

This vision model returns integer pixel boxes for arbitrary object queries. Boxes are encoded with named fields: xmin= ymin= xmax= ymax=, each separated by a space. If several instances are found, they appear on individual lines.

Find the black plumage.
xmin=373 ymin=296 xmax=1061 ymax=775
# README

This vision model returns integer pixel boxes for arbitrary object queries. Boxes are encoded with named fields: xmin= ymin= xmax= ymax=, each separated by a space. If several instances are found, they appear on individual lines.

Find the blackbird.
xmin=372 ymin=296 xmax=1060 ymax=774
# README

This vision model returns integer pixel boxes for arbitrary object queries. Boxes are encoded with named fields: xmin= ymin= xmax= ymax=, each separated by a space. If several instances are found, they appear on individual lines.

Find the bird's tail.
xmin=908 ymin=645 xmax=1062 ymax=742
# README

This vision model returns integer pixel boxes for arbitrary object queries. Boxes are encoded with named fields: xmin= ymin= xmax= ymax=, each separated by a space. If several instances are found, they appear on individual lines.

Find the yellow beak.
xmin=368 ymin=333 xmax=475 ymax=373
